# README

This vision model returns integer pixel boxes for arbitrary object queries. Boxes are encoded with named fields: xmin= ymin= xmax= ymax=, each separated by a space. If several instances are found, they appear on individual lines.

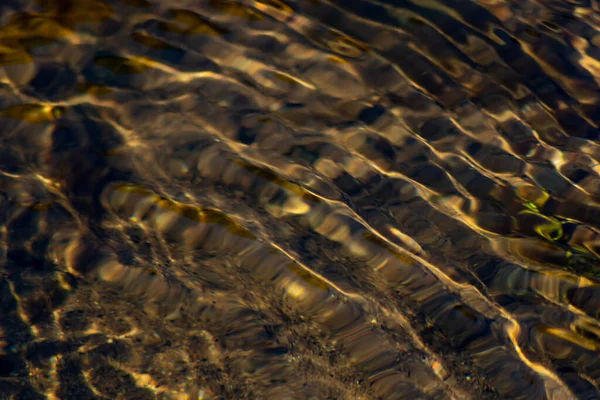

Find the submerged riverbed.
xmin=1 ymin=0 xmax=600 ymax=399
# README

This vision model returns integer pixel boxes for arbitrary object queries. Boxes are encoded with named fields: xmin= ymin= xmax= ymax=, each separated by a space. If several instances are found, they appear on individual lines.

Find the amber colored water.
xmin=2 ymin=0 xmax=600 ymax=399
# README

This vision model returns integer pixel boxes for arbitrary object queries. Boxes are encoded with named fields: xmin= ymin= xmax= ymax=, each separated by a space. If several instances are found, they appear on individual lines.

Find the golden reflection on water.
xmin=2 ymin=0 xmax=600 ymax=398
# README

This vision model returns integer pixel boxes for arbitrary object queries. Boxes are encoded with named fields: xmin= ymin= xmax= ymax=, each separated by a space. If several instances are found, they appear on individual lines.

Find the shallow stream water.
xmin=2 ymin=0 xmax=600 ymax=399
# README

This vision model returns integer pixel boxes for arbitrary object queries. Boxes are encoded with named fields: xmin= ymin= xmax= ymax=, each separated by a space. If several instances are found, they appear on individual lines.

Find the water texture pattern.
xmin=1 ymin=0 xmax=600 ymax=399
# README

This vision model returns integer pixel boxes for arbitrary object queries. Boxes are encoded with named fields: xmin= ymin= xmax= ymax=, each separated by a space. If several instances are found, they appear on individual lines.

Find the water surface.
xmin=1 ymin=0 xmax=600 ymax=399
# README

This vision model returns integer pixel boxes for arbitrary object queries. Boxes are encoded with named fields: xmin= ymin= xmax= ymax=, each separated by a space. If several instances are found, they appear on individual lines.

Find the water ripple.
xmin=1 ymin=0 xmax=600 ymax=398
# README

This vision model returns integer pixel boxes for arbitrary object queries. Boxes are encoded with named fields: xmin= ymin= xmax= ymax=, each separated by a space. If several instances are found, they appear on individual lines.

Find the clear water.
xmin=1 ymin=0 xmax=600 ymax=399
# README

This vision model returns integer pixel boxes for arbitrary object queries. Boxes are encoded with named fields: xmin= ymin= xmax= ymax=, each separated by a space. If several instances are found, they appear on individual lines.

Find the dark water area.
xmin=2 ymin=0 xmax=600 ymax=398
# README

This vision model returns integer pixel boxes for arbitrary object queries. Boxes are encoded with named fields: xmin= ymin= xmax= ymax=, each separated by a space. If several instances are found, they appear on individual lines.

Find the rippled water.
xmin=2 ymin=0 xmax=600 ymax=398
